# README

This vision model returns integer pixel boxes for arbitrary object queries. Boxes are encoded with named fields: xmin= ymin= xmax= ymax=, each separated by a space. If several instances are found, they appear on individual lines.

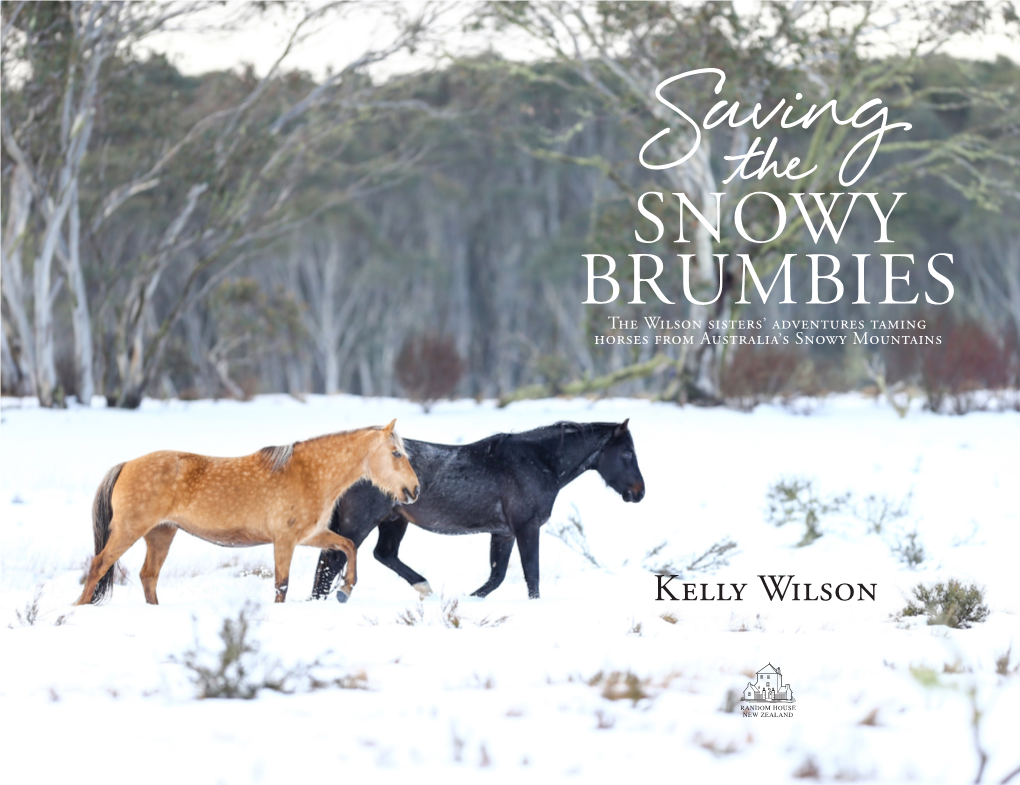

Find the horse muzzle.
xmin=622 ymin=483 xmax=645 ymax=503
xmin=402 ymin=485 xmax=420 ymax=504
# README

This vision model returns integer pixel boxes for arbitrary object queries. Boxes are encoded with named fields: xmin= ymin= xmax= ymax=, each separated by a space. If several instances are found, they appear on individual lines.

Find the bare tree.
xmin=2 ymin=3 xmax=120 ymax=404
xmin=1 ymin=1 xmax=222 ymax=404
xmin=2 ymin=1 xmax=440 ymax=407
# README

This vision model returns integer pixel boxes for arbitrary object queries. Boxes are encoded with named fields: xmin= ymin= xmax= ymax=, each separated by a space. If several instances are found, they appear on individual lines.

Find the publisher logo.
xmin=740 ymin=662 xmax=797 ymax=717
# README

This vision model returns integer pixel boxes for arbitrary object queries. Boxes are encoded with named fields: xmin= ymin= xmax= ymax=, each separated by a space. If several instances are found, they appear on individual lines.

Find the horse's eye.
xmin=392 ymin=450 xmax=402 ymax=458
xmin=622 ymin=451 xmax=633 ymax=459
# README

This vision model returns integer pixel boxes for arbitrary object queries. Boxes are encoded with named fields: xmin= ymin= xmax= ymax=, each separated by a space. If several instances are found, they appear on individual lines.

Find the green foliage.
xmin=765 ymin=478 xmax=849 ymax=547
xmin=909 ymin=664 xmax=941 ymax=688
xmin=902 ymin=580 xmax=989 ymax=629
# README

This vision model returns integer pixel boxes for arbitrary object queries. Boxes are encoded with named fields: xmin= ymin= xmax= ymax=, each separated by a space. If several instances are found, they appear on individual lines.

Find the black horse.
xmin=311 ymin=420 xmax=645 ymax=601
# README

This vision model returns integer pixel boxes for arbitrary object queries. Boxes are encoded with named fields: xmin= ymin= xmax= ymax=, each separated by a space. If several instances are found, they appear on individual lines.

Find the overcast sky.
xmin=143 ymin=2 xmax=1018 ymax=82
xmin=142 ymin=3 xmax=525 ymax=81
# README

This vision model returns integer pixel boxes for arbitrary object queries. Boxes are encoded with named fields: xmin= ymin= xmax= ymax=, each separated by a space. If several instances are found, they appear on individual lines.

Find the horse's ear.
xmin=614 ymin=418 xmax=630 ymax=436
xmin=384 ymin=419 xmax=396 ymax=434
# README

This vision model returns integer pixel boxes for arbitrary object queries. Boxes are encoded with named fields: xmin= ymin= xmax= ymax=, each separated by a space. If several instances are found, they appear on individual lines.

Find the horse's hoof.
xmin=412 ymin=581 xmax=433 ymax=599
xmin=336 ymin=587 xmax=351 ymax=604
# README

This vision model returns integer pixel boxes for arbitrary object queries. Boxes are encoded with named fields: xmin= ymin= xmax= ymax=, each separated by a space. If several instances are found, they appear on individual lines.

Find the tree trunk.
xmin=0 ymin=164 xmax=36 ymax=396
xmin=31 ymin=184 xmax=74 ymax=407
xmin=62 ymin=181 xmax=96 ymax=404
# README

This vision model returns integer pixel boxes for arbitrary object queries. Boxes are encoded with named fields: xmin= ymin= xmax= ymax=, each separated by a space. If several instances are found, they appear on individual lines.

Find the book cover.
xmin=2 ymin=2 xmax=1018 ymax=783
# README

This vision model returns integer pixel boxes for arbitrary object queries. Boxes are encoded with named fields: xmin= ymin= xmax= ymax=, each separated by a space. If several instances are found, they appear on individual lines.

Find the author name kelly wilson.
xmin=656 ymin=574 xmax=877 ymax=602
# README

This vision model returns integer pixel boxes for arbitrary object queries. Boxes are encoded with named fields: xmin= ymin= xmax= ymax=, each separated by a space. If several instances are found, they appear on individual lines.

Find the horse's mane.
xmin=260 ymin=425 xmax=405 ymax=473
xmin=258 ymin=444 xmax=294 ymax=473
xmin=512 ymin=421 xmax=614 ymax=440
xmin=486 ymin=421 xmax=616 ymax=451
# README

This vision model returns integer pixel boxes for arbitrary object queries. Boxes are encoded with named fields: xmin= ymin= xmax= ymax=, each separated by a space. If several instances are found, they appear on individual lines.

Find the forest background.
xmin=2 ymin=0 xmax=1019 ymax=413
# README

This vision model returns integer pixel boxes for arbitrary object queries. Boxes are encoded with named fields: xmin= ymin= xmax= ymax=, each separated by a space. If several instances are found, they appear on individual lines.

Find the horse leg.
xmin=75 ymin=516 xmax=149 ymax=605
xmin=516 ymin=522 xmax=542 ymax=599
xmin=470 ymin=534 xmax=515 ymax=598
xmin=140 ymin=524 xmax=177 ymax=605
xmin=312 ymin=506 xmax=376 ymax=600
xmin=272 ymin=538 xmax=298 ymax=603
xmin=312 ymin=550 xmax=344 ymax=600
xmin=374 ymin=517 xmax=431 ymax=598
xmin=302 ymin=531 xmax=358 ymax=600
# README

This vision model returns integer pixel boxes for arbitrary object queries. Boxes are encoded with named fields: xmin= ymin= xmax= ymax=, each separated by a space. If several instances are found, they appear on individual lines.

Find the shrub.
xmin=856 ymin=492 xmax=911 ymax=534
xmin=589 ymin=670 xmax=652 ymax=705
xmin=765 ymin=478 xmax=849 ymax=547
xmin=719 ymin=343 xmax=804 ymax=411
xmin=918 ymin=318 xmax=1007 ymax=414
xmin=546 ymin=506 xmax=599 ymax=567
xmin=236 ymin=565 xmax=274 ymax=579
xmin=720 ymin=688 xmax=741 ymax=713
xmin=995 ymin=646 xmax=1018 ymax=676
xmin=901 ymin=580 xmax=989 ymax=629
xmin=13 ymin=586 xmax=43 ymax=627
xmin=176 ymin=602 xmax=294 ymax=699
xmin=643 ymin=537 xmax=737 ymax=576
xmin=891 ymin=529 xmax=926 ymax=569
xmin=396 ymin=596 xmax=508 ymax=628
xmin=395 ymin=333 xmax=465 ymax=412
xmin=884 ymin=314 xmax=1011 ymax=414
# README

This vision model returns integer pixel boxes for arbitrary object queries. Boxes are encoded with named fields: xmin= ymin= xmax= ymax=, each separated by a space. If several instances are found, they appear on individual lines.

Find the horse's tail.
xmin=89 ymin=462 xmax=125 ymax=604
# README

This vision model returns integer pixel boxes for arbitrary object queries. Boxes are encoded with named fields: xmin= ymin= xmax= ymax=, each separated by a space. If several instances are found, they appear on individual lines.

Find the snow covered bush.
xmin=643 ymin=537 xmax=738 ymax=576
xmin=901 ymin=580 xmax=989 ymax=629
xmin=12 ymin=586 xmax=42 ymax=627
xmin=765 ymin=478 xmax=849 ymax=547
xmin=891 ymin=529 xmax=926 ymax=568
xmin=176 ymin=602 xmax=297 ymax=699
xmin=590 ymin=670 xmax=652 ymax=705
xmin=856 ymin=491 xmax=911 ymax=534
xmin=546 ymin=506 xmax=600 ymax=567
xmin=395 ymin=596 xmax=508 ymax=628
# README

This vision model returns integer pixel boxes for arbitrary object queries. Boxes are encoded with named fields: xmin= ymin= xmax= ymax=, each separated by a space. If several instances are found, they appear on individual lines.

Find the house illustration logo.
xmin=740 ymin=663 xmax=797 ymax=717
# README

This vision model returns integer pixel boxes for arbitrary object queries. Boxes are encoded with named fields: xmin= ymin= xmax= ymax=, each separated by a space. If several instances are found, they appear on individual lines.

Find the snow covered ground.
xmin=1 ymin=393 xmax=1018 ymax=784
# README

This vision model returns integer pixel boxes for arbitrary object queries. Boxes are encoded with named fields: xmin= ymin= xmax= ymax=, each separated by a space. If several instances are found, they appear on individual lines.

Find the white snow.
xmin=2 ymin=393 xmax=1019 ymax=783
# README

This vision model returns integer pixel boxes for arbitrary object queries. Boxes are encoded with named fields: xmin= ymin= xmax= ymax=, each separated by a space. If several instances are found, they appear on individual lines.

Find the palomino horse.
xmin=311 ymin=420 xmax=644 ymax=601
xmin=76 ymin=421 xmax=419 ymax=606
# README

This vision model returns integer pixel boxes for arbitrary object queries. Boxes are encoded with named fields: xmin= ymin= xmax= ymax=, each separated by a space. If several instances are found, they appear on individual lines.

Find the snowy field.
xmin=1 ymin=393 xmax=1019 ymax=784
